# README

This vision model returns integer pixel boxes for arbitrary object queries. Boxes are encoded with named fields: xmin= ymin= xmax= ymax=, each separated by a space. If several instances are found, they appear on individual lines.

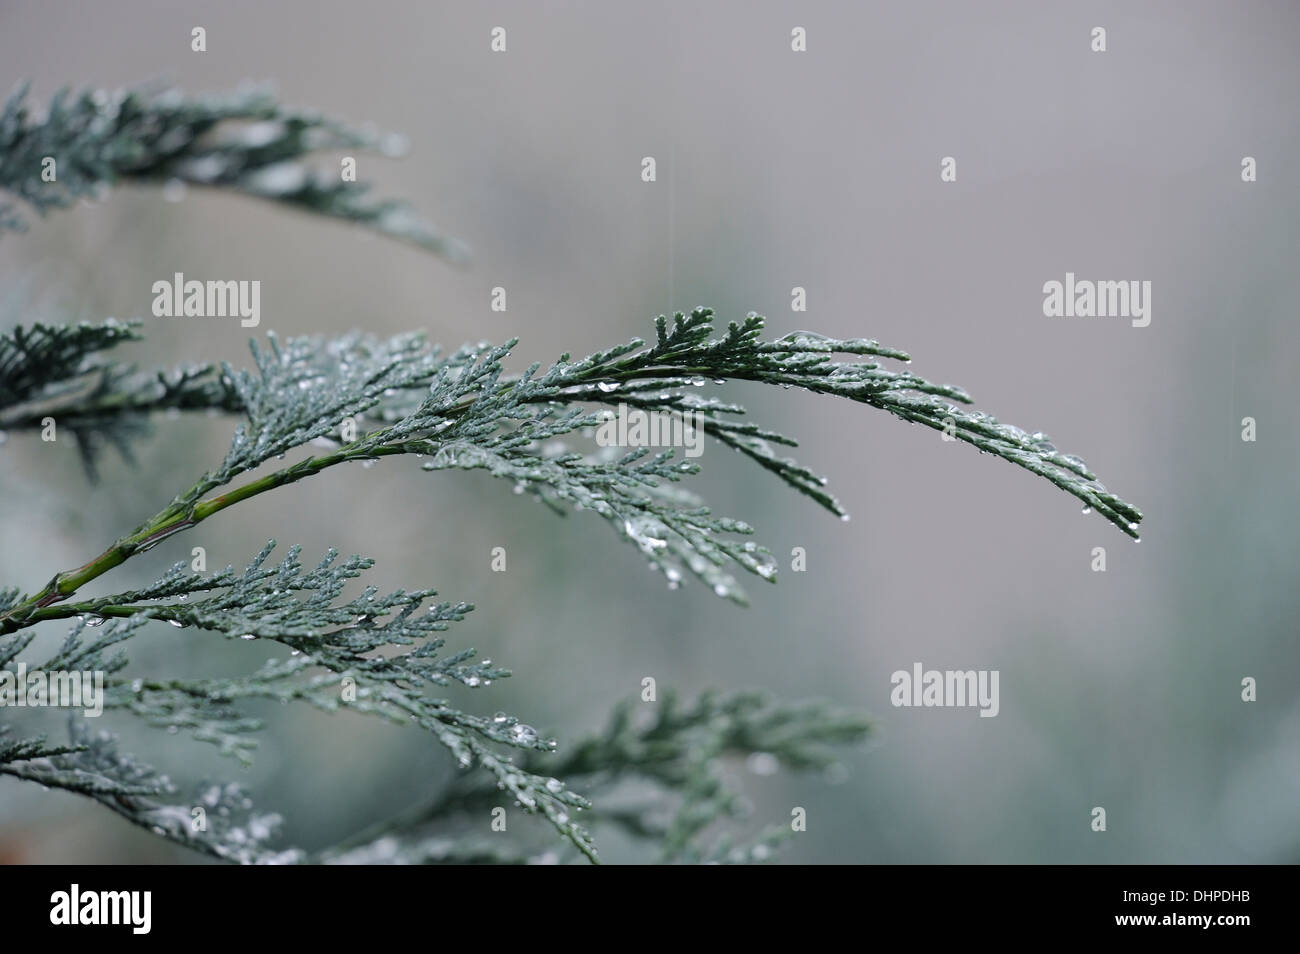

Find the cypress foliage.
xmin=0 ymin=84 xmax=1141 ymax=864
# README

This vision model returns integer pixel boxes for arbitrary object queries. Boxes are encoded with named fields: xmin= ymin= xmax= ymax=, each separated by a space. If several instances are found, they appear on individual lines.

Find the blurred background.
xmin=1 ymin=0 xmax=1297 ymax=863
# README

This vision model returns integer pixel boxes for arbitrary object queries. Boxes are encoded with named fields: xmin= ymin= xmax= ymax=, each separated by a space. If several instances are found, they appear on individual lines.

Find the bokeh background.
xmin=1 ymin=0 xmax=1297 ymax=863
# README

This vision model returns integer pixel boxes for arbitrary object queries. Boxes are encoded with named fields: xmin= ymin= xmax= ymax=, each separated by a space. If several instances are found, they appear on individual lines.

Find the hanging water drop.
xmin=162 ymin=178 xmax=188 ymax=202
xmin=510 ymin=724 xmax=538 ymax=745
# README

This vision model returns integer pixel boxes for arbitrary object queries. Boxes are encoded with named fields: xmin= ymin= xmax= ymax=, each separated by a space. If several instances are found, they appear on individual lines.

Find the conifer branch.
xmin=0 ymin=82 xmax=466 ymax=260
xmin=346 ymin=690 xmax=869 ymax=864
xmin=0 ymin=79 xmax=1146 ymax=865
xmin=0 ymin=309 xmax=1144 ymax=622
xmin=0 ymin=722 xmax=301 ymax=864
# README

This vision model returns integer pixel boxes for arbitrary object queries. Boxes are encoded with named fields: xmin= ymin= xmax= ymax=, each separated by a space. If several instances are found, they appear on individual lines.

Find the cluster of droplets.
xmin=623 ymin=517 xmax=668 ymax=554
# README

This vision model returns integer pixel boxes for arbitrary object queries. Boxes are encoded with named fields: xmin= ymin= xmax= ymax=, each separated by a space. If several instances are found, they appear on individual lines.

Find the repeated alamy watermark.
xmin=0 ymin=663 xmax=104 ymax=717
xmin=891 ymin=662 xmax=999 ymax=718
xmin=594 ymin=402 xmax=704 ymax=458
xmin=1042 ymin=272 xmax=1150 ymax=327
xmin=151 ymin=272 xmax=260 ymax=327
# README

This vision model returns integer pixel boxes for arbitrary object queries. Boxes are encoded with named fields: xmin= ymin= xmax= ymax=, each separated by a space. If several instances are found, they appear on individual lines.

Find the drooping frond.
xmin=0 ymin=81 xmax=466 ymax=259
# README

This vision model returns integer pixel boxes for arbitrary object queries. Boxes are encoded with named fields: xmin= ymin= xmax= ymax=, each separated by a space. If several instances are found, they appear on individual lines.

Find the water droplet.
xmin=162 ymin=178 xmax=188 ymax=202
xmin=1081 ymin=506 xmax=1092 ymax=514
xmin=512 ymin=481 xmax=525 ymax=494
xmin=169 ymin=619 xmax=183 ymax=628
xmin=545 ymin=778 xmax=563 ymax=793
xmin=177 ymin=593 xmax=188 ymax=602
xmin=131 ymin=679 xmax=144 ymax=693
xmin=492 ymin=712 xmax=510 ymax=724
xmin=1127 ymin=522 xmax=1139 ymax=531
xmin=747 ymin=752 xmax=779 ymax=776
xmin=597 ymin=381 xmax=621 ymax=393
xmin=245 ymin=161 xmax=308 ymax=195
xmin=510 ymin=724 xmax=538 ymax=745
xmin=623 ymin=518 xmax=667 ymax=552
xmin=240 ymin=633 xmax=256 ymax=640
xmin=840 ymin=513 xmax=851 ymax=523
xmin=465 ymin=676 xmax=481 ymax=687
xmin=85 ymin=616 xmax=106 ymax=627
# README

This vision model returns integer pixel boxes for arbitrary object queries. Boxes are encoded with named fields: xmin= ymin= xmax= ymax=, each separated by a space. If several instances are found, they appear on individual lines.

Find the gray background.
xmin=1 ymin=0 xmax=1297 ymax=863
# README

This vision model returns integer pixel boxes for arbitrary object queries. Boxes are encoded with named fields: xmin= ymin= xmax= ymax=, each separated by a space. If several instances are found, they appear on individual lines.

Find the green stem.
xmin=24 ymin=602 xmax=158 ymax=625
xmin=0 ymin=439 xmax=432 ymax=633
